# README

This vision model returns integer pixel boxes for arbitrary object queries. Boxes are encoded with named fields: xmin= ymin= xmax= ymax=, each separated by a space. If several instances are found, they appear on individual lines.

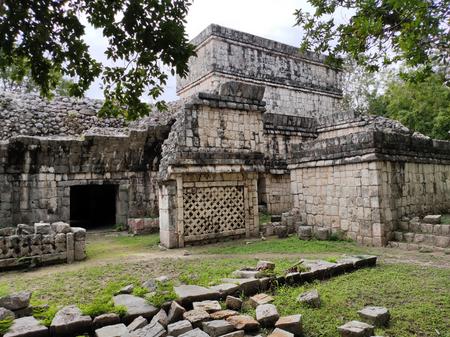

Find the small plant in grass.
xmin=132 ymin=286 xmax=149 ymax=298
xmin=33 ymin=305 xmax=59 ymax=327
xmin=325 ymin=257 xmax=338 ymax=263
xmin=146 ymin=281 xmax=177 ymax=307
xmin=0 ymin=318 xmax=13 ymax=334
xmin=114 ymin=223 xmax=127 ymax=232
xmin=259 ymin=212 xmax=271 ymax=224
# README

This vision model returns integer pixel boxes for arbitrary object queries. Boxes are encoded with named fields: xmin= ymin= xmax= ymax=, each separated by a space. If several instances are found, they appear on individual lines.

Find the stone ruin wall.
xmin=0 ymin=126 xmax=169 ymax=228
xmin=290 ymin=131 xmax=450 ymax=246
xmin=0 ymin=222 xmax=86 ymax=270
xmin=0 ymin=91 xmax=124 ymax=140
xmin=177 ymin=24 xmax=343 ymax=118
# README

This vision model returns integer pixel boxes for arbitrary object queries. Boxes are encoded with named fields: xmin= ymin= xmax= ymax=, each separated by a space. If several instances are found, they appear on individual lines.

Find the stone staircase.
xmin=388 ymin=215 xmax=450 ymax=251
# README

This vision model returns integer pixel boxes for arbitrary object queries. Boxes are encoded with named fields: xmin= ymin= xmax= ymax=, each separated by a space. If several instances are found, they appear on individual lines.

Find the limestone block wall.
xmin=378 ymin=162 xmax=450 ymax=237
xmin=291 ymin=162 xmax=385 ymax=246
xmin=177 ymin=24 xmax=343 ymax=118
xmin=0 ymin=127 xmax=170 ymax=228
xmin=290 ymin=131 xmax=450 ymax=246
xmin=258 ymin=173 xmax=292 ymax=214
xmin=0 ymin=222 xmax=86 ymax=270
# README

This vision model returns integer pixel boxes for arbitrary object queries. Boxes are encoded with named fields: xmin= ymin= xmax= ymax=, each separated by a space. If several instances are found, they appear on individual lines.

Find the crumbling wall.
xmin=0 ymin=126 xmax=170 ymax=228
xmin=0 ymin=91 xmax=125 ymax=140
xmin=0 ymin=222 xmax=86 ymax=271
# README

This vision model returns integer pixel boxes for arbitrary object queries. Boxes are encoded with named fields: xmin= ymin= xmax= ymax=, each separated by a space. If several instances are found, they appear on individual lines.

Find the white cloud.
xmin=84 ymin=1 xmax=312 ymax=101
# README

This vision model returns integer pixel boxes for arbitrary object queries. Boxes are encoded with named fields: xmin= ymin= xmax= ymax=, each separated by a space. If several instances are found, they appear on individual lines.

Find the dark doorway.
xmin=70 ymin=184 xmax=117 ymax=229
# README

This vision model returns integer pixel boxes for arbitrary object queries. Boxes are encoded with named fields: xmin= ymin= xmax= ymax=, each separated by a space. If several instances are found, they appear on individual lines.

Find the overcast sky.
xmin=84 ymin=0 xmax=315 ymax=101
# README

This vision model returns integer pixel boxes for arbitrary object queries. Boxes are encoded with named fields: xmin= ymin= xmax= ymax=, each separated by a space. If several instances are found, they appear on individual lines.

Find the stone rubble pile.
xmin=388 ymin=214 xmax=450 ymax=251
xmin=0 ymin=222 xmax=86 ymax=270
xmin=0 ymin=255 xmax=380 ymax=337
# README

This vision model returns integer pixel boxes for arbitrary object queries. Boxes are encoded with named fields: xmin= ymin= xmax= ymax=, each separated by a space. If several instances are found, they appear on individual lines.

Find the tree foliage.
xmin=295 ymin=0 xmax=450 ymax=82
xmin=0 ymin=0 xmax=196 ymax=120
xmin=369 ymin=72 xmax=450 ymax=140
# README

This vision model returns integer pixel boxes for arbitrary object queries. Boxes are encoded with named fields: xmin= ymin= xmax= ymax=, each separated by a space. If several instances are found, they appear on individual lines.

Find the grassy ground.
xmin=0 ymin=233 xmax=449 ymax=336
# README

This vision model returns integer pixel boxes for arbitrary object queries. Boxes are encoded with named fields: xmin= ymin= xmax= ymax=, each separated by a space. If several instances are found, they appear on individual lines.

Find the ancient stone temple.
xmin=0 ymin=24 xmax=449 ymax=254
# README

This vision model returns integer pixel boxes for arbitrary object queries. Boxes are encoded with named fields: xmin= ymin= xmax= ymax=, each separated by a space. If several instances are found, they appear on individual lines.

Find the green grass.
xmin=86 ymin=233 xmax=160 ymax=260
xmin=196 ymin=236 xmax=368 ymax=255
xmin=0 ymin=318 xmax=13 ymax=334
xmin=442 ymin=214 xmax=450 ymax=224
xmin=273 ymin=264 xmax=450 ymax=337
xmin=259 ymin=212 xmax=271 ymax=224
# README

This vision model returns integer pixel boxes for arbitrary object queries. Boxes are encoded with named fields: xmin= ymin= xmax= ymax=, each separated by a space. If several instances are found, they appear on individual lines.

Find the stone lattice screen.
xmin=182 ymin=184 xmax=246 ymax=243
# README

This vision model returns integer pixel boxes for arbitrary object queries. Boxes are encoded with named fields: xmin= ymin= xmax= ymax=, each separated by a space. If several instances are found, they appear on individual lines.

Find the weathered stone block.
xmin=338 ymin=320 xmax=374 ymax=337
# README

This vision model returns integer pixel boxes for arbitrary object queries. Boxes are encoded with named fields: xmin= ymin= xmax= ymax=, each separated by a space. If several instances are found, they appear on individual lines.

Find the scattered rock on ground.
xmin=50 ymin=305 xmax=92 ymax=336
xmin=127 ymin=316 xmax=148 ymax=332
xmin=297 ymin=289 xmax=320 ymax=308
xmin=179 ymin=327 xmax=211 ymax=337
xmin=167 ymin=320 xmax=193 ymax=336
xmin=183 ymin=309 xmax=210 ymax=328
xmin=209 ymin=310 xmax=239 ymax=320
xmin=168 ymin=301 xmax=186 ymax=323
xmin=357 ymin=306 xmax=390 ymax=327
xmin=250 ymin=293 xmax=274 ymax=308
xmin=93 ymin=313 xmax=121 ymax=329
xmin=0 ymin=292 xmax=32 ymax=311
xmin=4 ymin=316 xmax=48 ymax=337
xmin=150 ymin=309 xmax=169 ymax=328
xmin=0 ymin=307 xmax=15 ymax=320
xmin=275 ymin=314 xmax=303 ymax=336
xmin=129 ymin=321 xmax=166 ymax=337
xmin=268 ymin=328 xmax=295 ymax=337
xmin=226 ymin=295 xmax=243 ymax=310
xmin=174 ymin=285 xmax=220 ymax=305
xmin=113 ymin=294 xmax=158 ymax=322
xmin=338 ymin=320 xmax=375 ymax=337
xmin=256 ymin=304 xmax=279 ymax=327
xmin=202 ymin=319 xmax=235 ymax=337
xmin=193 ymin=300 xmax=221 ymax=312
xmin=95 ymin=323 xmax=129 ymax=337
xmin=227 ymin=315 xmax=260 ymax=331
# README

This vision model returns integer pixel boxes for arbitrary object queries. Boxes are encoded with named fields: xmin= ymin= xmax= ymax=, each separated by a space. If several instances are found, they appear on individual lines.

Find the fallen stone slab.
xmin=268 ymin=328 xmax=294 ymax=337
xmin=209 ymin=310 xmax=238 ymax=320
xmin=183 ymin=309 xmax=210 ymax=328
xmin=174 ymin=285 xmax=220 ymax=306
xmin=0 ymin=292 xmax=32 ymax=311
xmin=0 ymin=307 xmax=15 ymax=320
xmin=314 ymin=228 xmax=331 ymax=240
xmin=167 ymin=320 xmax=192 ymax=337
xmin=150 ymin=309 xmax=169 ymax=328
xmin=192 ymin=300 xmax=221 ymax=312
xmin=113 ymin=295 xmax=158 ymax=322
xmin=227 ymin=315 xmax=260 ymax=332
xmin=220 ymin=331 xmax=245 ymax=337
xmin=285 ymin=272 xmax=302 ymax=285
xmin=225 ymin=295 xmax=243 ymax=310
xmin=221 ymin=278 xmax=260 ymax=296
xmin=338 ymin=321 xmax=374 ymax=337
xmin=50 ymin=305 xmax=92 ymax=336
xmin=128 ymin=316 xmax=148 ymax=332
xmin=95 ymin=323 xmax=129 ymax=337
xmin=232 ymin=269 xmax=266 ymax=279
xmin=202 ymin=319 xmax=235 ymax=337
xmin=168 ymin=301 xmax=186 ymax=323
xmin=357 ymin=306 xmax=390 ymax=327
xmin=256 ymin=304 xmax=279 ymax=327
xmin=93 ymin=313 xmax=121 ymax=329
xmin=423 ymin=215 xmax=441 ymax=224
xmin=129 ymin=321 xmax=166 ymax=337
xmin=209 ymin=284 xmax=240 ymax=297
xmin=249 ymin=293 xmax=274 ymax=308
xmin=297 ymin=289 xmax=320 ymax=308
xmin=179 ymin=327 xmax=211 ymax=337
xmin=275 ymin=315 xmax=302 ymax=336
xmin=4 ymin=316 xmax=48 ymax=337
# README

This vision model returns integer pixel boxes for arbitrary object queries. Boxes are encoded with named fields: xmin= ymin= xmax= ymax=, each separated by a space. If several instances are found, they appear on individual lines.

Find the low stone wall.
xmin=127 ymin=217 xmax=159 ymax=235
xmin=0 ymin=222 xmax=86 ymax=270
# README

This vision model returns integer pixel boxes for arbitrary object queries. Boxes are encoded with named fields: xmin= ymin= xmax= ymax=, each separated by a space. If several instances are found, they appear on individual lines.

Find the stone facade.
xmin=0 ymin=24 xmax=449 ymax=250
xmin=177 ymin=24 xmax=343 ymax=118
